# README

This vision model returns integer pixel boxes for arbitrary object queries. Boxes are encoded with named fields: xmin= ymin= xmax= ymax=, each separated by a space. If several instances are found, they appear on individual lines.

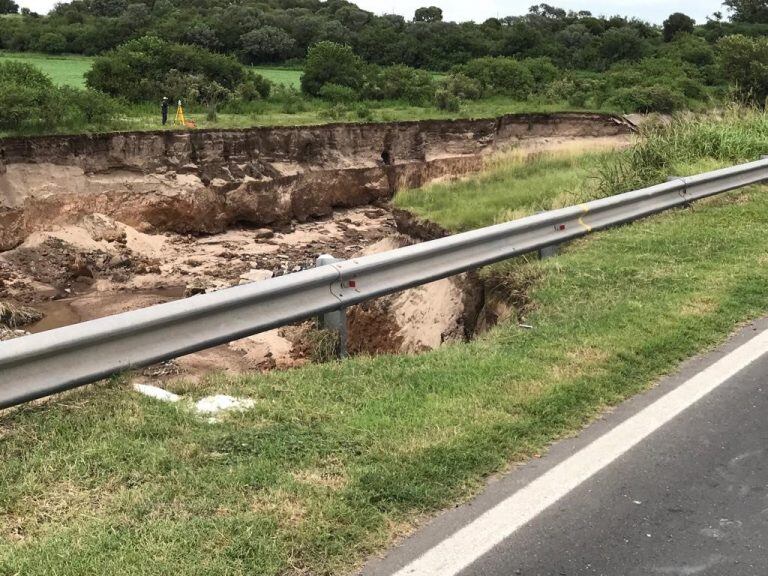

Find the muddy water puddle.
xmin=29 ymin=286 xmax=186 ymax=333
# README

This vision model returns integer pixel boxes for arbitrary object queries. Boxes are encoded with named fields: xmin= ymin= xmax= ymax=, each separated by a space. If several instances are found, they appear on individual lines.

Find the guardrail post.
xmin=538 ymin=244 xmax=559 ymax=260
xmin=315 ymin=254 xmax=348 ymax=358
xmin=536 ymin=211 xmax=560 ymax=259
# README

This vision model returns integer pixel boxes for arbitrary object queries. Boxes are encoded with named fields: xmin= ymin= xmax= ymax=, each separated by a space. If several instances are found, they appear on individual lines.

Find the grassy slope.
xmin=2 ymin=141 xmax=768 ymax=573
xmin=396 ymin=149 xmax=612 ymax=231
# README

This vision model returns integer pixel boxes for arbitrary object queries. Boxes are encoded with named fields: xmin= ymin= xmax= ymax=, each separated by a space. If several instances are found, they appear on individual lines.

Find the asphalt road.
xmin=363 ymin=318 xmax=768 ymax=576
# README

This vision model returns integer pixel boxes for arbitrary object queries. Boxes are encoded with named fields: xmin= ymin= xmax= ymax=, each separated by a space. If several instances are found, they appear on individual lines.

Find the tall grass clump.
xmin=600 ymin=106 xmax=768 ymax=194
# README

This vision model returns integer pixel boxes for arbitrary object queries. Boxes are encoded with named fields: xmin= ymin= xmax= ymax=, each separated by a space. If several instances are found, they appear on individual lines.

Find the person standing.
xmin=161 ymin=97 xmax=169 ymax=125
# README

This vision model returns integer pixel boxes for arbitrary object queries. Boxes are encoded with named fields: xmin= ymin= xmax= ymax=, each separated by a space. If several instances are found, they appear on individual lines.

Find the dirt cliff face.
xmin=0 ymin=113 xmax=632 ymax=251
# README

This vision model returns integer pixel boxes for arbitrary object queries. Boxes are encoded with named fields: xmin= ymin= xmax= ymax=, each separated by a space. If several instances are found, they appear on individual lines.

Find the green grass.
xmin=249 ymin=67 xmax=302 ymax=88
xmin=113 ymin=98 xmax=587 ymax=133
xmin=0 ymin=52 xmax=302 ymax=90
xmin=0 ymin=51 xmax=93 ymax=87
xmin=3 ymin=125 xmax=768 ymax=573
xmin=396 ymin=149 xmax=611 ymax=231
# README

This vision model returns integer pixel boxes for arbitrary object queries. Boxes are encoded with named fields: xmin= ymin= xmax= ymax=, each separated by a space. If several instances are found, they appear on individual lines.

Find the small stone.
xmin=254 ymin=228 xmax=274 ymax=240
xmin=209 ymin=177 xmax=229 ymax=191
xmin=239 ymin=269 xmax=273 ymax=283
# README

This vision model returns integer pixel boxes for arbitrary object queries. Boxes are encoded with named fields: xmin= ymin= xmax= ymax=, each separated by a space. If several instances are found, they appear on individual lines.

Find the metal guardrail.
xmin=1 ymin=158 xmax=767 ymax=410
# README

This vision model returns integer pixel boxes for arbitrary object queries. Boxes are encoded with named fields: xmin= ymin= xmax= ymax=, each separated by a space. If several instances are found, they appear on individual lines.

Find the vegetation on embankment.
xmin=3 ymin=114 xmax=768 ymax=575
xmin=397 ymin=107 xmax=768 ymax=231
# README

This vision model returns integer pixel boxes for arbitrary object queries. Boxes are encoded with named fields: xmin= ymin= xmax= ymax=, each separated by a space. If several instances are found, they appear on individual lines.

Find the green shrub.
xmin=522 ymin=57 xmax=559 ymax=92
xmin=37 ymin=31 xmax=67 ymax=53
xmin=272 ymin=84 xmax=307 ymax=114
xmin=441 ymin=73 xmax=482 ymax=100
xmin=0 ymin=61 xmax=118 ymax=133
xmin=606 ymin=85 xmax=687 ymax=113
xmin=59 ymin=86 xmax=119 ymax=123
xmin=718 ymin=34 xmax=768 ymax=105
xmin=85 ymin=36 xmax=262 ymax=103
xmin=301 ymin=41 xmax=365 ymax=97
xmin=318 ymin=103 xmax=348 ymax=120
xmin=435 ymin=88 xmax=460 ymax=112
xmin=240 ymin=70 xmax=272 ymax=99
xmin=599 ymin=107 xmax=768 ymax=194
xmin=356 ymin=105 xmax=374 ymax=121
xmin=457 ymin=57 xmax=534 ymax=99
xmin=318 ymin=83 xmax=358 ymax=103
xmin=372 ymin=65 xmax=436 ymax=105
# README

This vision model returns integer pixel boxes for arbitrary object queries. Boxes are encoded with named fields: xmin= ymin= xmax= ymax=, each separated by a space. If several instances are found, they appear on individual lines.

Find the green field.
xmin=0 ymin=52 xmax=303 ymax=89
xmin=250 ymin=67 xmax=302 ymax=88
xmin=0 ymin=51 xmax=92 ymax=87
xmin=3 ymin=116 xmax=768 ymax=575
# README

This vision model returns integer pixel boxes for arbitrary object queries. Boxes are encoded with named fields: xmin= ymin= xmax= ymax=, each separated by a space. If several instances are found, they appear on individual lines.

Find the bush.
xmin=59 ymin=86 xmax=119 ymax=123
xmin=241 ymin=70 xmax=271 ymax=99
xmin=457 ymin=57 xmax=534 ymax=99
xmin=0 ymin=61 xmax=118 ymax=133
xmin=37 ymin=31 xmax=66 ymax=53
xmin=435 ymin=88 xmax=460 ymax=112
xmin=373 ymin=65 xmax=436 ymax=105
xmin=356 ymin=105 xmax=374 ymax=121
xmin=718 ymin=34 xmax=768 ymax=105
xmin=441 ymin=73 xmax=482 ymax=101
xmin=318 ymin=83 xmax=358 ymax=103
xmin=272 ymin=84 xmax=307 ymax=114
xmin=522 ymin=57 xmax=559 ymax=92
xmin=599 ymin=107 xmax=768 ymax=194
xmin=85 ymin=36 xmax=264 ymax=103
xmin=606 ymin=85 xmax=687 ymax=113
xmin=301 ymin=41 xmax=365 ymax=97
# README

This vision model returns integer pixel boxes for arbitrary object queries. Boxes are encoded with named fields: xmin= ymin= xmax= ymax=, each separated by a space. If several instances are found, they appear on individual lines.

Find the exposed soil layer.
xmin=0 ymin=114 xmax=632 ymax=251
xmin=0 ymin=114 xmax=634 ymax=380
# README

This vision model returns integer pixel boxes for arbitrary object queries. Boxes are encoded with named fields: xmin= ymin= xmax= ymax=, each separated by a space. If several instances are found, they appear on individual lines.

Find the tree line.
xmin=0 ymin=0 xmax=767 ymax=71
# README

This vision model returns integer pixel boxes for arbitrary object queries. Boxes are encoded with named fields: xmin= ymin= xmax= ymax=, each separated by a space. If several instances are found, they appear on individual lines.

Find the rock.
xmin=254 ymin=228 xmax=275 ymax=240
xmin=184 ymin=279 xmax=207 ymax=297
xmin=179 ymin=163 xmax=199 ymax=173
xmin=0 ymin=327 xmax=29 ymax=341
xmin=239 ymin=269 xmax=273 ymax=284
xmin=81 ymin=213 xmax=127 ymax=244
xmin=195 ymin=395 xmax=255 ymax=415
xmin=133 ymin=383 xmax=181 ymax=403
xmin=209 ymin=177 xmax=229 ymax=191
xmin=364 ymin=208 xmax=386 ymax=219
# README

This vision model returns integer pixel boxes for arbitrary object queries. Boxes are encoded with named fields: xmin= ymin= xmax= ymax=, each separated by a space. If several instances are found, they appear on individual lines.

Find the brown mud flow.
xmin=0 ymin=113 xmax=633 ymax=379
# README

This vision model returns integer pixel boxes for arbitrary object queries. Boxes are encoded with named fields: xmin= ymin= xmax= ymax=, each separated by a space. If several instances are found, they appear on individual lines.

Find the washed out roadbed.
xmin=2 ymin=154 xmax=768 ymax=574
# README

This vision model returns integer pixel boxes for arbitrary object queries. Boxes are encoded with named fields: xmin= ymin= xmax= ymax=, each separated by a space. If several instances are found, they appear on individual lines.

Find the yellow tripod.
xmin=172 ymin=100 xmax=197 ymax=128
xmin=173 ymin=100 xmax=186 ymax=126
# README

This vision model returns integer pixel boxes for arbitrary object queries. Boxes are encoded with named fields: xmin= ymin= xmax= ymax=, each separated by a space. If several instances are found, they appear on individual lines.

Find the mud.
xmin=0 ymin=114 xmax=634 ymax=380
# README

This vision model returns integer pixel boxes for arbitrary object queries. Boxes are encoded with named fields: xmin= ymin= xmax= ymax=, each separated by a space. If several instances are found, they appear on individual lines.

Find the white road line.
xmin=393 ymin=327 xmax=768 ymax=576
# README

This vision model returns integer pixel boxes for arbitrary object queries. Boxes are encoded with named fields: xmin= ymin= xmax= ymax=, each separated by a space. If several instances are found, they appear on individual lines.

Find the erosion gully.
xmin=0 ymin=113 xmax=633 ymax=381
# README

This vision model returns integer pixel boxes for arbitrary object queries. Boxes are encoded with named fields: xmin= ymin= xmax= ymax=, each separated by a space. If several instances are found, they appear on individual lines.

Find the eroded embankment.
xmin=0 ymin=113 xmax=632 ymax=251
xmin=0 ymin=114 xmax=633 ymax=379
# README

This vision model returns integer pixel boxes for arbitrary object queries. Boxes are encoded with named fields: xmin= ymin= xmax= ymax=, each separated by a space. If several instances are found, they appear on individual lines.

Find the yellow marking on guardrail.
xmin=578 ymin=205 xmax=592 ymax=232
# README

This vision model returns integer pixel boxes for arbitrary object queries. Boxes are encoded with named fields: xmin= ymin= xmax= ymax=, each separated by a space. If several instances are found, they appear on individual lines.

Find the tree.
xmin=718 ymin=34 xmax=768 ymax=104
xmin=0 ymin=0 xmax=18 ymax=15
xmin=414 ymin=6 xmax=443 ymax=23
xmin=599 ymin=27 xmax=645 ymax=65
xmin=300 ymin=41 xmax=365 ymax=96
xmin=239 ymin=26 xmax=295 ymax=64
xmin=662 ymin=12 xmax=695 ymax=41
xmin=724 ymin=0 xmax=768 ymax=23
xmin=37 ymin=32 xmax=67 ymax=53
